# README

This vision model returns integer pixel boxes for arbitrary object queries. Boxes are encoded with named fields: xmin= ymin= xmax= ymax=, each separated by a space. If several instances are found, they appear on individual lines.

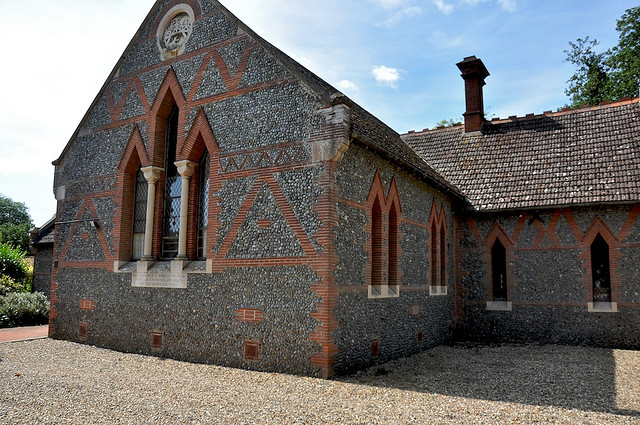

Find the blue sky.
xmin=0 ymin=0 xmax=633 ymax=225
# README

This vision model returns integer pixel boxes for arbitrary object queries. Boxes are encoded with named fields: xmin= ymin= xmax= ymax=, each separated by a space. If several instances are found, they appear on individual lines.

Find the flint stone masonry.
xmin=47 ymin=0 xmax=640 ymax=380
xmin=53 ymin=266 xmax=322 ymax=375
xmin=226 ymin=182 xmax=305 ymax=258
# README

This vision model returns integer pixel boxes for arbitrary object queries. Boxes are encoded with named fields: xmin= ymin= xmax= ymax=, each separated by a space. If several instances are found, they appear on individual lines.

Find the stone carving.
xmin=156 ymin=5 xmax=196 ymax=60
xmin=163 ymin=13 xmax=192 ymax=51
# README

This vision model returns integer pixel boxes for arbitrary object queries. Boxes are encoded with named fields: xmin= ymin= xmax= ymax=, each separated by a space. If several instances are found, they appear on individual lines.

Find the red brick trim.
xmin=177 ymin=108 xmax=221 ymax=259
xmin=580 ymin=217 xmax=620 ymax=304
xmin=235 ymin=308 xmax=265 ymax=323
xmin=244 ymin=341 xmax=260 ymax=361
xmin=151 ymin=331 xmax=163 ymax=350
xmin=483 ymin=222 xmax=515 ymax=302
xmin=79 ymin=299 xmax=96 ymax=311
xmin=428 ymin=201 xmax=448 ymax=288
xmin=78 ymin=322 xmax=88 ymax=339
xmin=216 ymin=175 xmax=316 ymax=260
xmin=364 ymin=171 xmax=403 ymax=289
xmin=56 ymin=198 xmax=112 ymax=268
xmin=114 ymin=126 xmax=151 ymax=262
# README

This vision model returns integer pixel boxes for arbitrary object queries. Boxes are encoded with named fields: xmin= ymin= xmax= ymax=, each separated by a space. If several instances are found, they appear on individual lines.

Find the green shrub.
xmin=0 ymin=242 xmax=29 ymax=282
xmin=0 ymin=274 xmax=24 ymax=297
xmin=0 ymin=292 xmax=49 ymax=328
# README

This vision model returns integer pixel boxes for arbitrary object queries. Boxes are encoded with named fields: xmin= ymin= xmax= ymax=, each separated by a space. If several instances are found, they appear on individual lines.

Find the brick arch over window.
xmin=428 ymin=201 xmax=448 ymax=292
xmin=581 ymin=217 xmax=620 ymax=309
xmin=146 ymin=68 xmax=187 ymax=258
xmin=365 ymin=171 xmax=402 ymax=298
xmin=484 ymin=223 xmax=514 ymax=305
xmin=114 ymin=126 xmax=151 ymax=264
xmin=177 ymin=108 xmax=221 ymax=259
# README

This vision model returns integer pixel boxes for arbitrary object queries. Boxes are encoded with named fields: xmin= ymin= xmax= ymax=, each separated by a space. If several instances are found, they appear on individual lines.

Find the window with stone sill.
xmin=368 ymin=192 xmax=400 ymax=299
xmin=587 ymin=233 xmax=617 ymax=313
xmin=131 ymin=167 xmax=147 ymax=260
xmin=486 ymin=238 xmax=511 ymax=311
xmin=196 ymin=151 xmax=210 ymax=260
xmin=161 ymin=105 xmax=181 ymax=259
xmin=428 ymin=206 xmax=447 ymax=296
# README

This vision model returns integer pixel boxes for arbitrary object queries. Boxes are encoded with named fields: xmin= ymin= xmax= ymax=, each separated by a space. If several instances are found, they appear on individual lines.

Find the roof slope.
xmin=403 ymin=99 xmax=640 ymax=211
xmin=54 ymin=0 xmax=464 ymax=199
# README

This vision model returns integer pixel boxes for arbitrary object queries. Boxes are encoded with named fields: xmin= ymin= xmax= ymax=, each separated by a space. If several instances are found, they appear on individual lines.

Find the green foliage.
xmin=0 ymin=242 xmax=30 ymax=282
xmin=434 ymin=118 xmax=462 ymax=128
xmin=0 ymin=222 xmax=31 ymax=253
xmin=0 ymin=275 xmax=24 ymax=297
xmin=0 ymin=194 xmax=33 ymax=252
xmin=565 ymin=6 xmax=640 ymax=107
xmin=0 ymin=292 xmax=49 ymax=328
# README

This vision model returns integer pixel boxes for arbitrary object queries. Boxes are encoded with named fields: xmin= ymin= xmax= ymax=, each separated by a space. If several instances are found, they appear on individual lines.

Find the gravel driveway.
xmin=1 ymin=339 xmax=638 ymax=424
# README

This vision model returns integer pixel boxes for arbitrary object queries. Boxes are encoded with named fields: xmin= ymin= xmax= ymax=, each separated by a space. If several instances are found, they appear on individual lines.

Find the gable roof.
xmin=53 ymin=0 xmax=464 ymax=200
xmin=403 ymin=98 xmax=640 ymax=211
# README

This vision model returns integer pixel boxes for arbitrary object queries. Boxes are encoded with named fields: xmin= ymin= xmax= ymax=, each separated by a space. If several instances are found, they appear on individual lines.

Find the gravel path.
xmin=1 ymin=339 xmax=638 ymax=424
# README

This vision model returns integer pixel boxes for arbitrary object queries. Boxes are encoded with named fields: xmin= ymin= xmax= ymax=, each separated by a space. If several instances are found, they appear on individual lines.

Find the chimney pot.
xmin=456 ymin=56 xmax=490 ymax=133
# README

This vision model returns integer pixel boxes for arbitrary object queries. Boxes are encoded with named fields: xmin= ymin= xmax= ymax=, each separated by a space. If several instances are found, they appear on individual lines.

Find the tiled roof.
xmin=402 ymin=99 xmax=640 ymax=211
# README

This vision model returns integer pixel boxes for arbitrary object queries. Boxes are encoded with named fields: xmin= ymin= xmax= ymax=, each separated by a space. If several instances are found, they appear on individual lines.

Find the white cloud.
xmin=371 ymin=0 xmax=409 ymax=9
xmin=372 ymin=66 xmax=402 ymax=88
xmin=379 ymin=6 xmax=422 ymax=26
xmin=462 ymin=0 xmax=516 ymax=12
xmin=336 ymin=80 xmax=359 ymax=92
xmin=498 ymin=0 xmax=517 ymax=12
xmin=433 ymin=0 xmax=454 ymax=14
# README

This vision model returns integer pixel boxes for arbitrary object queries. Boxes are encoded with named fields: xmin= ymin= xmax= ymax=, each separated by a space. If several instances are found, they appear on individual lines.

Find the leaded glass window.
xmin=161 ymin=105 xmax=180 ymax=258
xmin=132 ymin=167 xmax=147 ymax=260
xmin=197 ymin=151 xmax=210 ymax=259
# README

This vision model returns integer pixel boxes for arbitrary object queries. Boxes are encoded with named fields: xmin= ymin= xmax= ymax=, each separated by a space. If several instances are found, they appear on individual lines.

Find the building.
xmin=48 ymin=0 xmax=640 ymax=378
xmin=30 ymin=217 xmax=55 ymax=298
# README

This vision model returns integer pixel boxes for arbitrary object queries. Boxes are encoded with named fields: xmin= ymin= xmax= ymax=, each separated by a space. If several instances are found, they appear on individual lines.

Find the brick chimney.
xmin=456 ymin=56 xmax=490 ymax=133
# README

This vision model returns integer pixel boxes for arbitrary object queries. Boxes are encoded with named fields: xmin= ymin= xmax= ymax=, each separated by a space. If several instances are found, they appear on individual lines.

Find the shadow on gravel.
xmin=339 ymin=344 xmax=640 ymax=418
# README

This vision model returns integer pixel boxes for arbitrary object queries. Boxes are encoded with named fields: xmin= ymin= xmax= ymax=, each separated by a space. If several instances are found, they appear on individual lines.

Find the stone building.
xmin=48 ymin=0 xmax=640 ymax=378
xmin=30 ymin=217 xmax=55 ymax=298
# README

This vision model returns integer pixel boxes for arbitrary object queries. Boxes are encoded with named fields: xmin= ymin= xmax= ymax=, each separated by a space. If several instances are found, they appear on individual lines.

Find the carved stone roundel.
xmin=163 ymin=13 xmax=192 ymax=51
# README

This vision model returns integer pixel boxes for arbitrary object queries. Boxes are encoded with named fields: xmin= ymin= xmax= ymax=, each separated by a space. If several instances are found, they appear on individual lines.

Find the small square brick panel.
xmin=151 ymin=332 xmax=163 ymax=349
xmin=244 ymin=341 xmax=260 ymax=360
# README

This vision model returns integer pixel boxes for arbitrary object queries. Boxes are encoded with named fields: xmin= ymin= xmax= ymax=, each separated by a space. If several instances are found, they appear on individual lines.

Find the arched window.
xmin=371 ymin=197 xmax=383 ymax=288
xmin=161 ymin=105 xmax=181 ymax=258
xmin=431 ymin=221 xmax=438 ymax=286
xmin=491 ymin=239 xmax=507 ymax=301
xmin=591 ymin=233 xmax=611 ymax=302
xmin=131 ymin=168 xmax=148 ymax=260
xmin=196 ymin=151 xmax=210 ymax=259
xmin=388 ymin=203 xmax=398 ymax=287
xmin=439 ymin=226 xmax=446 ymax=287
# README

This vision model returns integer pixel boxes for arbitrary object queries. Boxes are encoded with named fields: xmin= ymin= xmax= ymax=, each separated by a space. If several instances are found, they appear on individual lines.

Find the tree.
xmin=0 ymin=195 xmax=33 ymax=252
xmin=564 ymin=6 xmax=640 ymax=107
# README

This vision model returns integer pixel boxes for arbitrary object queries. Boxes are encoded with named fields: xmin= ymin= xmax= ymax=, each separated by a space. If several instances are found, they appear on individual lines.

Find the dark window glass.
xmin=431 ymin=222 xmax=438 ymax=286
xmin=591 ymin=234 xmax=611 ymax=302
xmin=388 ymin=205 xmax=398 ymax=286
xmin=491 ymin=239 xmax=507 ymax=301
xmin=197 ymin=151 xmax=210 ymax=259
xmin=440 ymin=226 xmax=446 ymax=287
xmin=161 ymin=105 xmax=180 ymax=258
xmin=371 ymin=198 xmax=383 ymax=287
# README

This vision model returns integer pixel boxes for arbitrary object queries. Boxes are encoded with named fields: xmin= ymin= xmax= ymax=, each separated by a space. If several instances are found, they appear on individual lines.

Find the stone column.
xmin=175 ymin=160 xmax=196 ymax=259
xmin=141 ymin=166 xmax=163 ymax=261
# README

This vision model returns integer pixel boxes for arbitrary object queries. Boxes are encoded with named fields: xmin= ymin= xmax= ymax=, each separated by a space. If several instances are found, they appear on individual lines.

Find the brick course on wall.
xmin=458 ymin=205 xmax=640 ymax=348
